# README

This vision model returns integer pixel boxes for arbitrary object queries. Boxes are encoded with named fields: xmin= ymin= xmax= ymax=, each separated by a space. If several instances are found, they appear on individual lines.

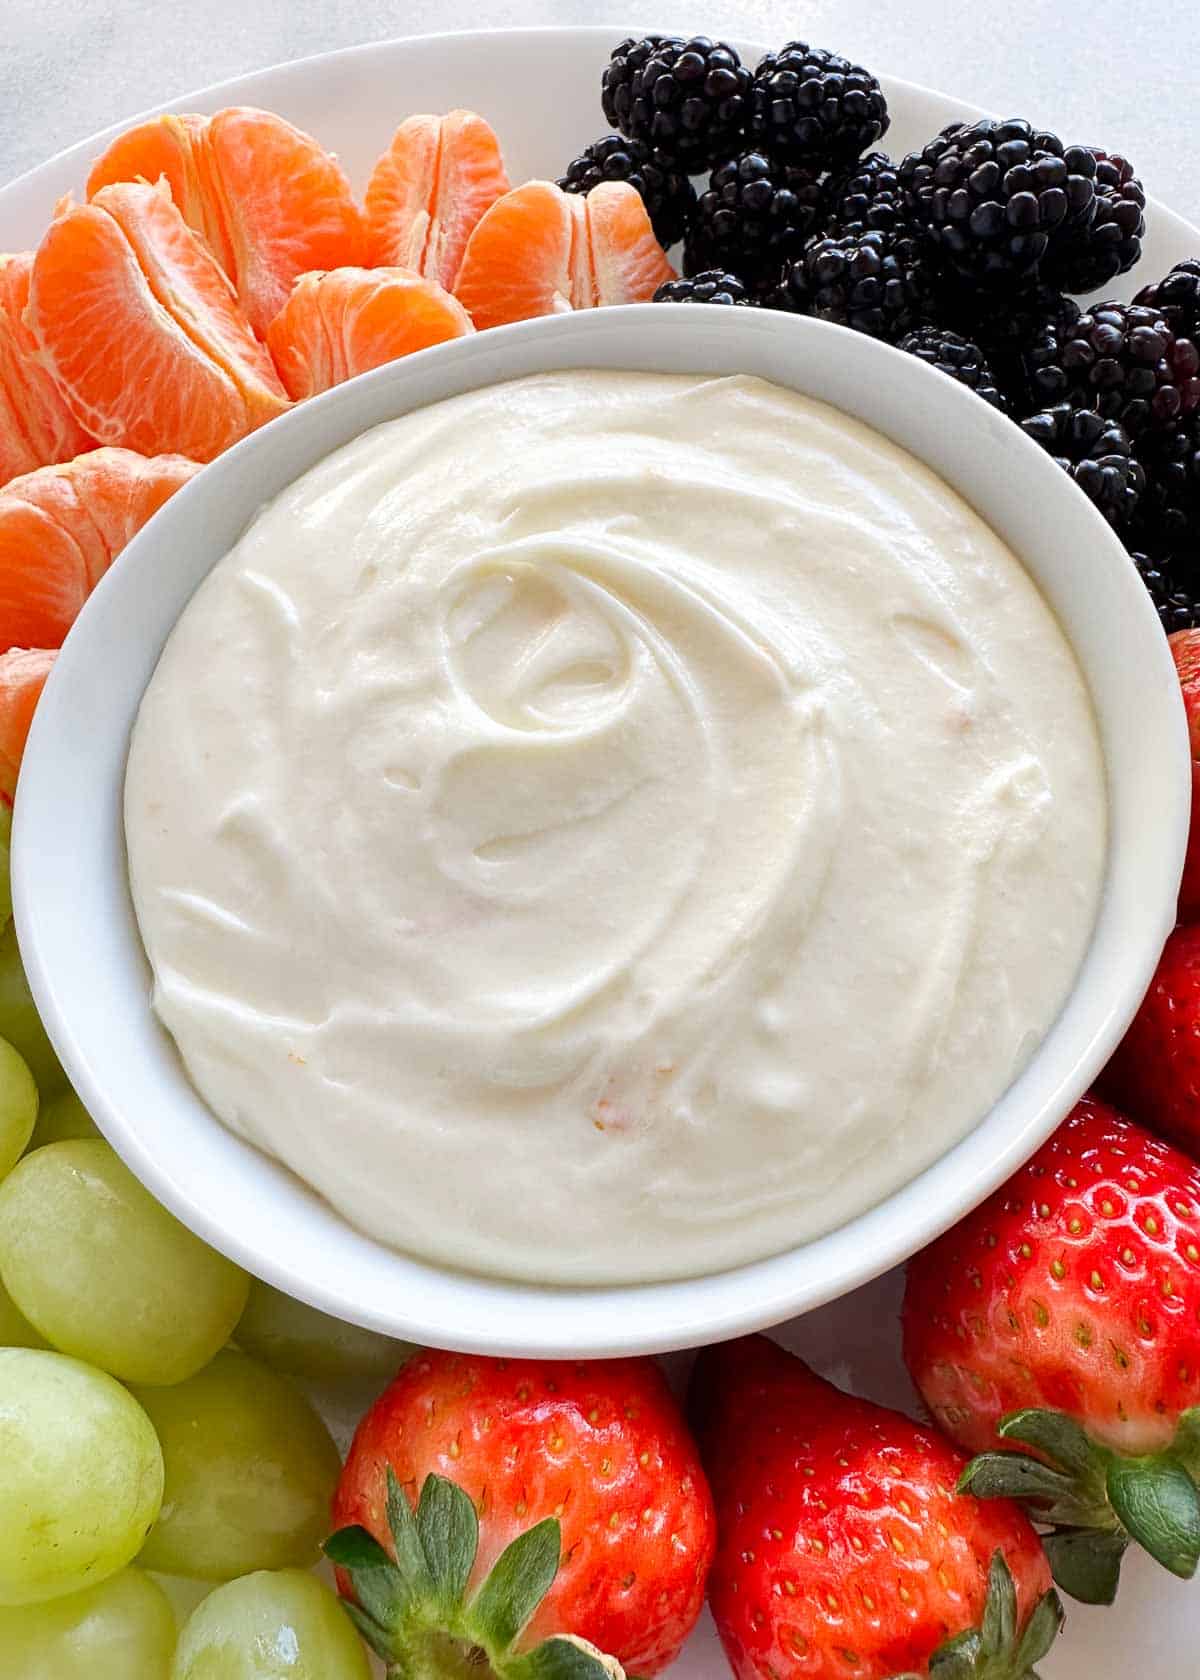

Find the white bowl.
xmin=12 ymin=303 xmax=1189 ymax=1356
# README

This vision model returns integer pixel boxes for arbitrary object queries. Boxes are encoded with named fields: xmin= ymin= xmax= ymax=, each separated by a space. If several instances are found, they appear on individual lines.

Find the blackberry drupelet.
xmin=559 ymin=135 xmax=695 ymax=247
xmin=1020 ymin=404 xmax=1144 ymax=528
xmin=1137 ymin=411 xmax=1200 ymax=549
xmin=601 ymin=36 xmax=751 ymax=170
xmin=683 ymin=153 xmax=826 ymax=293
xmin=1128 ymin=549 xmax=1200 ymax=632
xmin=826 ymin=151 xmax=909 ymax=237
xmin=1135 ymin=259 xmax=1200 ymax=342
xmin=654 ymin=271 xmax=754 ymax=305
xmin=899 ymin=119 xmax=1096 ymax=290
xmin=939 ymin=281 xmax=1080 ymax=413
xmin=773 ymin=228 xmax=935 ymax=342
xmin=749 ymin=42 xmax=888 ymax=169
xmin=897 ymin=326 xmax=1007 ymax=411
xmin=1042 ymin=149 xmax=1145 ymax=295
xmin=1024 ymin=300 xmax=1200 ymax=435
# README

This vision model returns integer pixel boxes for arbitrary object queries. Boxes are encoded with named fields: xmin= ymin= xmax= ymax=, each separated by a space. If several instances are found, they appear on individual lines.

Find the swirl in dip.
xmin=125 ymin=371 xmax=1107 ymax=1284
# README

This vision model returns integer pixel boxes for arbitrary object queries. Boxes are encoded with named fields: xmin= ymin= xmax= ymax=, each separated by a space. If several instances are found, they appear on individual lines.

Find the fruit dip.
xmin=124 ymin=370 xmax=1107 ymax=1284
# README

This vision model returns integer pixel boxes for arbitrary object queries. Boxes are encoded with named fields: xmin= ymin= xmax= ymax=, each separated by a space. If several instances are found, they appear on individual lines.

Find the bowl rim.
xmin=12 ymin=301 xmax=1190 ymax=1355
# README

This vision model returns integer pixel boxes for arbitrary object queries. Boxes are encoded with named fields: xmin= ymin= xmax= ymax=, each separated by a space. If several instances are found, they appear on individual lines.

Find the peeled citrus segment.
xmin=86 ymin=114 xmax=231 ymax=268
xmin=454 ymin=179 xmax=674 ymax=330
xmin=266 ymin=266 xmax=474 ymax=399
xmin=0 ymin=447 xmax=199 ymax=651
xmin=0 ymin=648 xmax=54 ymax=803
xmin=87 ymin=107 xmax=366 ymax=337
xmin=587 ymin=180 xmax=678 ymax=304
xmin=30 ymin=182 xmax=289 ymax=462
xmin=453 ymin=180 xmax=576 ymax=330
xmin=364 ymin=109 xmax=510 ymax=290
xmin=0 ymin=254 xmax=93 ymax=489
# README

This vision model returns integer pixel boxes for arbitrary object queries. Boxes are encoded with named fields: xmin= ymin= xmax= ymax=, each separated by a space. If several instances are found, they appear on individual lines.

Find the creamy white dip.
xmin=125 ymin=371 xmax=1106 ymax=1283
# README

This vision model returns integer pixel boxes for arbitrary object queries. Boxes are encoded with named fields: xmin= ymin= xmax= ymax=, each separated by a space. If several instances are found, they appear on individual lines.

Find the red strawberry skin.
xmin=904 ymin=1096 xmax=1200 ymax=1458
xmin=690 ymin=1335 xmax=1050 ymax=1680
xmin=1171 ymin=629 xmax=1200 ymax=918
xmin=1104 ymin=924 xmax=1200 ymax=1156
xmin=332 ymin=1349 xmax=715 ymax=1675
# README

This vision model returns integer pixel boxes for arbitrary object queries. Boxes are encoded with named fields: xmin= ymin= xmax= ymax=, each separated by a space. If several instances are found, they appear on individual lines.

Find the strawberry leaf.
xmin=387 ymin=1466 xmax=435 ymax=1595
xmin=417 ymin=1472 xmax=479 ymax=1608
xmin=921 ymin=1557 xmax=1064 ymax=1680
xmin=1166 ymin=1406 xmax=1200 ymax=1481
xmin=509 ymin=1634 xmax=627 ymax=1680
xmin=1041 ymin=1529 xmax=1127 ymax=1606
xmin=1106 ymin=1454 xmax=1200 ymax=1580
xmin=997 ymin=1410 xmax=1094 ymax=1479
xmin=467 ymin=1516 xmax=561 ymax=1655
xmin=323 ymin=1524 xmax=409 ymax=1637
xmin=958 ymin=1452 xmax=1097 ymax=1526
xmin=1012 ymin=1589 xmax=1064 ymax=1670
xmin=979 ymin=1553 xmax=1017 ymax=1656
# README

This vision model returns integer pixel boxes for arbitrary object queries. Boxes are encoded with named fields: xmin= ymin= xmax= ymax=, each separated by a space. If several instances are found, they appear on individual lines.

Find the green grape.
xmin=0 ymin=1271 xmax=47 ymax=1347
xmin=152 ymin=1572 xmax=213 ymax=1630
xmin=28 ymin=1085 xmax=99 ymax=1149
xmin=0 ymin=1567 xmax=175 ymax=1679
xmin=172 ymin=1570 xmax=371 ymax=1679
xmin=0 ymin=1138 xmax=249 ymax=1384
xmin=235 ymin=1277 xmax=413 ymax=1390
xmin=0 ymin=1034 xmax=36 ymax=1180
xmin=0 ymin=1348 xmax=163 ymax=1606
xmin=132 ymin=1350 xmax=341 ymax=1581
xmin=0 ymin=921 xmax=65 ymax=1096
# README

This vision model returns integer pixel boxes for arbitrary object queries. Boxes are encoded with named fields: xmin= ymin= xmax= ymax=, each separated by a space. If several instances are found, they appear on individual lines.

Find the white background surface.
xmin=2 ymin=0 xmax=1198 ymax=220
xmin=3 ymin=9 xmax=1200 ymax=1676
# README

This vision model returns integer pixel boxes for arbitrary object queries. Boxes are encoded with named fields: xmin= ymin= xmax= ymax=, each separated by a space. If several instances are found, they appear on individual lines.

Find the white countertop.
xmin=3 ymin=1 xmax=1197 ymax=226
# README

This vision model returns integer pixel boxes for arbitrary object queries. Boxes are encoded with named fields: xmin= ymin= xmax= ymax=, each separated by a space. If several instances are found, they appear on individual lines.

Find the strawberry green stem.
xmin=325 ymin=1470 xmax=625 ymax=1680
xmin=959 ymin=1406 xmax=1200 ymax=1604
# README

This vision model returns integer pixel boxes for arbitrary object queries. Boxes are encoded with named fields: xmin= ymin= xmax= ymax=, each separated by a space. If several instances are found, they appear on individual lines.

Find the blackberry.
xmin=1020 ymin=404 xmax=1144 ymax=528
xmin=683 ymin=153 xmax=826 ymax=293
xmin=1024 ymin=300 xmax=1200 ymax=436
xmin=1129 ymin=550 xmax=1200 ymax=632
xmin=654 ymin=271 xmax=754 ymax=306
xmin=1042 ymin=149 xmax=1145 ymax=295
xmin=934 ymin=279 xmax=1080 ymax=414
xmin=749 ymin=42 xmax=888 ymax=169
xmin=1137 ymin=411 xmax=1200 ymax=548
xmin=1135 ymin=259 xmax=1200 ymax=342
xmin=898 ymin=326 xmax=1007 ymax=411
xmin=558 ymin=135 xmax=695 ymax=247
xmin=826 ymin=151 xmax=909 ymax=237
xmin=899 ymin=119 xmax=1096 ymax=290
xmin=602 ymin=35 xmax=751 ymax=170
xmin=773 ymin=228 xmax=935 ymax=342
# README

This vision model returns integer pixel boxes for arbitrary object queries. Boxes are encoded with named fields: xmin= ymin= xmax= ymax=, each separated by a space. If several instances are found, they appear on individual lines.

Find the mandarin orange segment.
xmin=453 ymin=180 xmax=576 ymax=331
xmin=86 ymin=113 xmax=233 ymax=271
xmin=30 ymin=182 xmax=289 ymax=462
xmin=206 ymin=108 xmax=367 ymax=336
xmin=266 ymin=266 xmax=474 ymax=400
xmin=87 ymin=107 xmax=365 ymax=338
xmin=365 ymin=110 xmax=510 ymax=290
xmin=0 ymin=254 xmax=94 ymax=489
xmin=586 ymin=181 xmax=676 ymax=305
xmin=0 ymin=447 xmax=199 ymax=652
xmin=454 ymin=179 xmax=674 ymax=330
xmin=0 ymin=646 xmax=55 ymax=803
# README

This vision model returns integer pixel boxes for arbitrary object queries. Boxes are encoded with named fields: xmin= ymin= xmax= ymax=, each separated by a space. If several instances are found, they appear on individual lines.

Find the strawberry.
xmin=903 ymin=1096 xmax=1200 ymax=1606
xmin=325 ymin=1349 xmax=715 ymax=1680
xmin=1103 ymin=923 xmax=1200 ymax=1154
xmin=689 ymin=1335 xmax=1059 ymax=1680
xmin=1170 ymin=628 xmax=1200 ymax=918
